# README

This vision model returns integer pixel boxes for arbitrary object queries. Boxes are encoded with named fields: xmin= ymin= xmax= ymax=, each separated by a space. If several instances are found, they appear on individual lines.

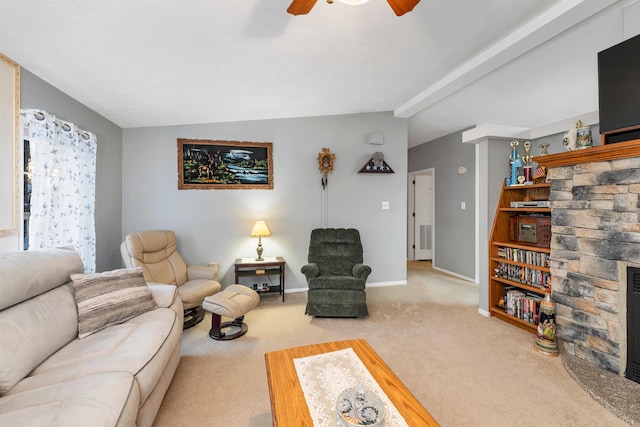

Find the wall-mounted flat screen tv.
xmin=598 ymin=32 xmax=640 ymax=143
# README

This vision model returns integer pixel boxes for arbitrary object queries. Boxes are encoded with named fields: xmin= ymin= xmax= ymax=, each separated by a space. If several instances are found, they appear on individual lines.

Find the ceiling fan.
xmin=287 ymin=0 xmax=421 ymax=16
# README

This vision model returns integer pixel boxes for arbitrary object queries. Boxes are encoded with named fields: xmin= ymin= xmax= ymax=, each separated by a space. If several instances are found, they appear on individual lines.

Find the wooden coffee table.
xmin=264 ymin=339 xmax=439 ymax=426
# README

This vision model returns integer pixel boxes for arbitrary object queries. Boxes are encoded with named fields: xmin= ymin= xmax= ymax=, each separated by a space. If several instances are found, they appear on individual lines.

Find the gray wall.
xmin=20 ymin=69 xmax=123 ymax=271
xmin=122 ymin=112 xmax=408 ymax=291
xmin=408 ymin=129 xmax=475 ymax=279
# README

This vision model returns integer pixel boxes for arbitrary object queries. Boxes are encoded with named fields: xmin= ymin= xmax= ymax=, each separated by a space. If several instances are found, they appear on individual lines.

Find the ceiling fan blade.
xmin=386 ymin=0 xmax=420 ymax=16
xmin=287 ymin=0 xmax=319 ymax=15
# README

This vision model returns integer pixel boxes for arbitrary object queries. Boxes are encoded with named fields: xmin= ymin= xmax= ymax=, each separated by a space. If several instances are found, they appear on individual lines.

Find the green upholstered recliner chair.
xmin=301 ymin=228 xmax=371 ymax=317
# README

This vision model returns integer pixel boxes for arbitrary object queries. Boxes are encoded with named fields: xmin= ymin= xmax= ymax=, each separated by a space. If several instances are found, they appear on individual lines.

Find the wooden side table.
xmin=234 ymin=257 xmax=285 ymax=302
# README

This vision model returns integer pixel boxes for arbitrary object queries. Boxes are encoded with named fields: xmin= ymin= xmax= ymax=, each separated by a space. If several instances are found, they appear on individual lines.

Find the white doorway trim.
xmin=407 ymin=168 xmax=435 ymax=261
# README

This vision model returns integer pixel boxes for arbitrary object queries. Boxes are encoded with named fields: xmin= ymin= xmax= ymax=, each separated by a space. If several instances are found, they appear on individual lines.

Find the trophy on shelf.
xmin=522 ymin=141 xmax=533 ymax=185
xmin=509 ymin=140 xmax=522 ymax=186
xmin=538 ymin=143 xmax=549 ymax=156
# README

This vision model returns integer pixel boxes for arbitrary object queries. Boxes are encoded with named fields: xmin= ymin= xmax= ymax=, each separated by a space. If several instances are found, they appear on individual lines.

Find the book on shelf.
xmin=497 ymin=247 xmax=549 ymax=267
xmin=494 ymin=262 xmax=550 ymax=289
xmin=504 ymin=287 xmax=542 ymax=324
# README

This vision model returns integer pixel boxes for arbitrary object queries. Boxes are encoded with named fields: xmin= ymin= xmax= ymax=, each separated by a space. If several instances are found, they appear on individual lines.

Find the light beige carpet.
xmin=153 ymin=262 xmax=629 ymax=426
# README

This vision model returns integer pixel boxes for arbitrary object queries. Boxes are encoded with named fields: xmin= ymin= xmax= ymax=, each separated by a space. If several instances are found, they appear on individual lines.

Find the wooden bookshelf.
xmin=488 ymin=180 xmax=551 ymax=334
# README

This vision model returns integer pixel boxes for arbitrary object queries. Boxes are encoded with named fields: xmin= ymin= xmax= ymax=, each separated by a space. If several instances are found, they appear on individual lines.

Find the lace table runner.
xmin=293 ymin=348 xmax=409 ymax=427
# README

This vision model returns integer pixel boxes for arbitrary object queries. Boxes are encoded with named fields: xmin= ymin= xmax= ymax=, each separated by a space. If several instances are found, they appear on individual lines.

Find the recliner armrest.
xmin=352 ymin=264 xmax=372 ymax=280
xmin=187 ymin=262 xmax=218 ymax=281
xmin=147 ymin=283 xmax=179 ymax=308
xmin=301 ymin=263 xmax=320 ymax=281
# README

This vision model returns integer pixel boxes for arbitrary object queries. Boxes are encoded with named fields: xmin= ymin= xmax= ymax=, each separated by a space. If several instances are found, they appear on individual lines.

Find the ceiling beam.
xmin=461 ymin=111 xmax=600 ymax=144
xmin=394 ymin=0 xmax=620 ymax=119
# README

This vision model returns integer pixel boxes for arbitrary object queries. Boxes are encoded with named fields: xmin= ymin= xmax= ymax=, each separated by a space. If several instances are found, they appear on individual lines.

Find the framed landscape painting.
xmin=178 ymin=139 xmax=273 ymax=190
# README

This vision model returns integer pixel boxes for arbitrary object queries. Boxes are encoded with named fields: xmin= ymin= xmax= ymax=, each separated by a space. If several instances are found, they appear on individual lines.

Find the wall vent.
xmin=419 ymin=224 xmax=432 ymax=251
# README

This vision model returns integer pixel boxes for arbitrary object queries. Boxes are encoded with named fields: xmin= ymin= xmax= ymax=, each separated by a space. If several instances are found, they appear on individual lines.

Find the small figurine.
xmin=538 ymin=143 xmax=549 ymax=155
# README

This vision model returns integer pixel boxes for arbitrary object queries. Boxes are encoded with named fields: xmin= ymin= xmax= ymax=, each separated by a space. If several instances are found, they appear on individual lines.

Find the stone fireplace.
xmin=538 ymin=141 xmax=640 ymax=377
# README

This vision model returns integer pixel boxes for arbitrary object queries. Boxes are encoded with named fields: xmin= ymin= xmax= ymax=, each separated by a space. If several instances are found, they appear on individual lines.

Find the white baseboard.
xmin=432 ymin=265 xmax=476 ymax=283
xmin=285 ymin=287 xmax=308 ymax=294
xmin=367 ymin=280 xmax=407 ymax=288
xmin=478 ymin=308 xmax=490 ymax=317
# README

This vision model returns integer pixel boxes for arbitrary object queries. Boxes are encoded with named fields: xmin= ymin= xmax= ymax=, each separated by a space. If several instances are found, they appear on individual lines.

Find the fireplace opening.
xmin=627 ymin=266 xmax=640 ymax=384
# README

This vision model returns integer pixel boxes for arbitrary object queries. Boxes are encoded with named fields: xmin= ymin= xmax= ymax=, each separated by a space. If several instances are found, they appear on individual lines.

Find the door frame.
xmin=407 ymin=168 xmax=435 ymax=261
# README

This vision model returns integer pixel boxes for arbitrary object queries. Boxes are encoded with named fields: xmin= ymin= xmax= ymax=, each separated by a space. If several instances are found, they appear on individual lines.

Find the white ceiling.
xmin=0 ymin=0 xmax=634 ymax=147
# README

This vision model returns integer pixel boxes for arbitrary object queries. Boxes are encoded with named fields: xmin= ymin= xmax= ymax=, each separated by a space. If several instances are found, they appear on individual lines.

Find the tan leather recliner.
xmin=121 ymin=230 xmax=221 ymax=329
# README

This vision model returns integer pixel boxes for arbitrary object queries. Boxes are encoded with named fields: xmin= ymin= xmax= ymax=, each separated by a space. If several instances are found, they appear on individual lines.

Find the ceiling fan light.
xmin=338 ymin=0 xmax=370 ymax=5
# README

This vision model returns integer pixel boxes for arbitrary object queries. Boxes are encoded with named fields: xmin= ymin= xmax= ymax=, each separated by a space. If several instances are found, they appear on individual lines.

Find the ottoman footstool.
xmin=202 ymin=284 xmax=260 ymax=340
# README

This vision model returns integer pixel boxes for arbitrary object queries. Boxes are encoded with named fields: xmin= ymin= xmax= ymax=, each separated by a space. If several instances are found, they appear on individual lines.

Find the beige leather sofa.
xmin=0 ymin=247 xmax=183 ymax=427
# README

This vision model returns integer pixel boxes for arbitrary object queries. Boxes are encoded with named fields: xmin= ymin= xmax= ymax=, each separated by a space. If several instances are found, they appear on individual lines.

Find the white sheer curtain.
xmin=21 ymin=109 xmax=97 ymax=273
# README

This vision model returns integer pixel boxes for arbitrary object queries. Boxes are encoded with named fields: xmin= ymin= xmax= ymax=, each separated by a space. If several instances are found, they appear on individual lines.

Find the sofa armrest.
xmin=147 ymin=283 xmax=179 ymax=308
xmin=187 ymin=262 xmax=218 ymax=281
xmin=352 ymin=264 xmax=372 ymax=280
xmin=301 ymin=263 xmax=320 ymax=281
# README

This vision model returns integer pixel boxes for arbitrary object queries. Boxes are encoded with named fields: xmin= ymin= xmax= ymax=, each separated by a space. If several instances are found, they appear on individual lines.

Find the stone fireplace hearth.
xmin=535 ymin=140 xmax=640 ymax=424
xmin=548 ymin=156 xmax=640 ymax=375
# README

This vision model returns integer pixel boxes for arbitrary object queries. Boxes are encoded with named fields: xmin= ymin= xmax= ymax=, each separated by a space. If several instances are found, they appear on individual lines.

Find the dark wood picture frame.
xmin=178 ymin=139 xmax=273 ymax=190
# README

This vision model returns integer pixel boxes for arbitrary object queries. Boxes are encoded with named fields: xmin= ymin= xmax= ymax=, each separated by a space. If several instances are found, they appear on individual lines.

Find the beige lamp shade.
xmin=250 ymin=221 xmax=271 ymax=261
xmin=250 ymin=221 xmax=271 ymax=237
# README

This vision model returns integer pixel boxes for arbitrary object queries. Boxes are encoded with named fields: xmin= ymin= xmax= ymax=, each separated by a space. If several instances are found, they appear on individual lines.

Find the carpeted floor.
xmin=153 ymin=261 xmax=630 ymax=426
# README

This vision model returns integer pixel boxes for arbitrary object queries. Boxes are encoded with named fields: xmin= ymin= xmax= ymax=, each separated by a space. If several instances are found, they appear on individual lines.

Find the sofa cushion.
xmin=178 ymin=278 xmax=220 ymax=307
xmin=0 ymin=286 xmax=79 ymax=396
xmin=308 ymin=276 xmax=366 ymax=291
xmin=7 ymin=307 xmax=180 ymax=407
xmin=0 ymin=372 xmax=139 ymax=427
xmin=0 ymin=246 xmax=83 ymax=310
xmin=71 ymin=268 xmax=158 ymax=338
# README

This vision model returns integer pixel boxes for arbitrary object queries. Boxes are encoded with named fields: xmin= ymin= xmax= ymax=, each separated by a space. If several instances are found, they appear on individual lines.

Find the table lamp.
xmin=250 ymin=220 xmax=271 ymax=261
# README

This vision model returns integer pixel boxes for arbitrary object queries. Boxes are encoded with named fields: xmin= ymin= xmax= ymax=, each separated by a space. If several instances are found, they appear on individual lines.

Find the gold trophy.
xmin=522 ymin=141 xmax=532 ymax=184
xmin=538 ymin=143 xmax=549 ymax=156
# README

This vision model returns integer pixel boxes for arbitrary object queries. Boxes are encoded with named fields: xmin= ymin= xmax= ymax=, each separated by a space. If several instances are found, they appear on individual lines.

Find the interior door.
xmin=414 ymin=174 xmax=433 ymax=260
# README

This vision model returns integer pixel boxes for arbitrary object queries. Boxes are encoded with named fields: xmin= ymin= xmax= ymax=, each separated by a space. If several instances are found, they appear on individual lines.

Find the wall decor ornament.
xmin=534 ymin=294 xmax=559 ymax=357
xmin=358 ymin=152 xmax=394 ymax=173
xmin=575 ymin=121 xmax=593 ymax=149
xmin=317 ymin=148 xmax=335 ymax=189
xmin=563 ymin=119 xmax=592 ymax=151
xmin=562 ymin=123 xmax=577 ymax=151
xmin=178 ymin=139 xmax=273 ymax=190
